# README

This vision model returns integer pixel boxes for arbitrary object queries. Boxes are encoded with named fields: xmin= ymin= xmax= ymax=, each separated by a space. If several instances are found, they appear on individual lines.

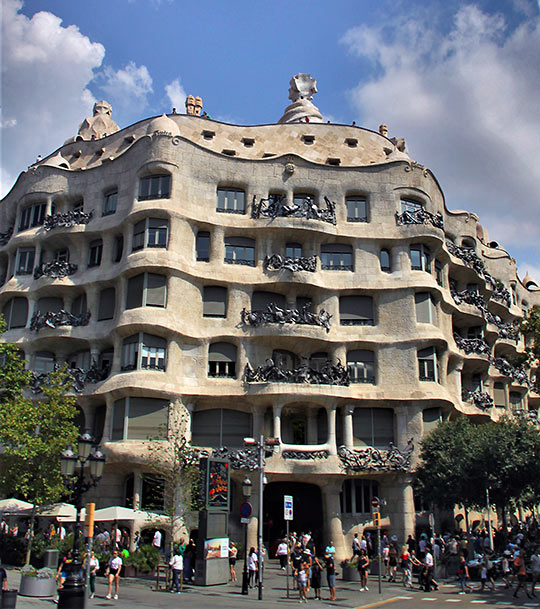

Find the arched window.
xmin=208 ymin=343 xmax=237 ymax=378
xmin=191 ymin=408 xmax=252 ymax=448
xmin=347 ymin=350 xmax=375 ymax=384
xmin=2 ymin=297 xmax=28 ymax=329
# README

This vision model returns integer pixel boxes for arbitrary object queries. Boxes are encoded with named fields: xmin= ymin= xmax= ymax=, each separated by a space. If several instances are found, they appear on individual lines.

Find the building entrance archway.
xmin=264 ymin=481 xmax=323 ymax=556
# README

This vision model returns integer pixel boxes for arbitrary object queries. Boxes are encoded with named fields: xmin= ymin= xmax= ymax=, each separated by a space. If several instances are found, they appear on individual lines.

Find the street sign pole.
xmin=284 ymin=495 xmax=293 ymax=600
xmin=371 ymin=497 xmax=382 ymax=595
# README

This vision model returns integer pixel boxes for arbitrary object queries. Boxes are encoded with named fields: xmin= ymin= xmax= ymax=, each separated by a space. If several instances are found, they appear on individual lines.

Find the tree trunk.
xmin=25 ymin=506 xmax=38 ymax=565
xmin=501 ymin=502 xmax=508 ymax=546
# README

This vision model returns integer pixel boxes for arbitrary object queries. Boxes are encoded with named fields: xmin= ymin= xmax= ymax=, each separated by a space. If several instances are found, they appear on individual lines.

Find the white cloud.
xmin=165 ymin=78 xmax=187 ymax=113
xmin=100 ymin=61 xmax=153 ymax=112
xmin=0 ymin=0 xmax=104 ymax=196
xmin=342 ymin=5 xmax=540 ymax=269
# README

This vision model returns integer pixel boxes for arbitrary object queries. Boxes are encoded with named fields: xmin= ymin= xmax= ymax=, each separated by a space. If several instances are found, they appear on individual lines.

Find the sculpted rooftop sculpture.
xmin=278 ymin=73 xmax=323 ymax=124
xmin=76 ymin=100 xmax=120 ymax=141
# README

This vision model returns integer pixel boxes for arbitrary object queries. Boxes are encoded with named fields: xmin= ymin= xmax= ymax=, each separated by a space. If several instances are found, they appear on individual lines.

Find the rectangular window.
xmin=113 ymin=235 xmax=123 ymax=262
xmin=132 ymin=218 xmax=169 ymax=251
xmin=54 ymin=248 xmax=69 ymax=263
xmin=493 ymin=382 xmax=506 ymax=407
xmin=196 ymin=231 xmax=210 ymax=262
xmin=98 ymin=287 xmax=116 ymax=321
xmin=415 ymin=292 xmax=436 ymax=324
xmin=422 ymin=407 xmax=442 ymax=434
xmin=71 ymin=293 xmax=87 ymax=316
xmin=224 ymin=237 xmax=255 ymax=267
xmin=339 ymin=295 xmax=374 ymax=325
xmin=435 ymin=260 xmax=443 ymax=286
xmin=203 ymin=286 xmax=228 ymax=317
xmin=132 ymin=220 xmax=145 ymax=251
xmin=410 ymin=244 xmax=431 ymax=272
xmin=401 ymin=199 xmax=423 ymax=214
xmin=138 ymin=175 xmax=171 ymax=201
xmin=103 ymin=191 xmax=118 ymax=216
xmin=418 ymin=347 xmax=438 ymax=382
xmin=141 ymin=334 xmax=166 ymax=370
xmin=286 ymin=242 xmax=302 ymax=258
xmin=18 ymin=202 xmax=46 ymax=232
xmin=217 ymin=188 xmax=245 ymax=214
xmin=126 ymin=273 xmax=167 ymax=309
xmin=321 ymin=244 xmax=353 ymax=270
xmin=352 ymin=408 xmax=394 ymax=448
xmin=347 ymin=350 xmax=375 ymax=384
xmin=346 ymin=197 xmax=368 ymax=222
xmin=112 ymin=399 xmax=126 ymax=441
xmin=16 ymin=248 xmax=35 ymax=275
xmin=88 ymin=240 xmax=103 ymax=267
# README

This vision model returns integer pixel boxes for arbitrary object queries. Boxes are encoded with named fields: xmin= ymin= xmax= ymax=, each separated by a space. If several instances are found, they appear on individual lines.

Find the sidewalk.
xmin=8 ymin=561 xmax=535 ymax=608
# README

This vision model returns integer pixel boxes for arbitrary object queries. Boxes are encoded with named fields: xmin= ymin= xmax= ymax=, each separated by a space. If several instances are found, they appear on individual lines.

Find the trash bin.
xmin=1 ymin=588 xmax=18 ymax=609
xmin=43 ymin=549 xmax=59 ymax=569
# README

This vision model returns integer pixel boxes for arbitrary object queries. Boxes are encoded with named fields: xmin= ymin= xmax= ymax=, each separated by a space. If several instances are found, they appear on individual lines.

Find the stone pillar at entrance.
xmin=326 ymin=405 xmax=337 ymax=455
xmin=343 ymin=405 xmax=354 ymax=448
xmin=321 ymin=483 xmax=346 ymax=559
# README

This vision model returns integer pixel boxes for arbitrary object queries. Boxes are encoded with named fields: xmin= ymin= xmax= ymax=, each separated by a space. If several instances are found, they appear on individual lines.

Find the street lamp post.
xmin=241 ymin=477 xmax=252 ymax=595
xmin=244 ymin=435 xmax=280 ymax=601
xmin=58 ymin=431 xmax=105 ymax=609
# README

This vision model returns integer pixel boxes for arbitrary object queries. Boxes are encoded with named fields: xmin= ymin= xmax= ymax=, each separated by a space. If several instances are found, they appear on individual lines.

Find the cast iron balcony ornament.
xmin=59 ymin=432 xmax=105 ymax=609
xmin=395 ymin=208 xmax=443 ymax=229
xmin=34 ymin=260 xmax=78 ymax=280
xmin=241 ymin=303 xmax=331 ymax=332
xmin=264 ymin=253 xmax=317 ymax=273
xmin=44 ymin=210 xmax=93 ymax=231
xmin=251 ymin=194 xmax=336 ymax=225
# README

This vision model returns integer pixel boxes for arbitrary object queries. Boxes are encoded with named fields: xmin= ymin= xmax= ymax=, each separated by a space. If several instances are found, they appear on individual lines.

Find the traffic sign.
xmin=371 ymin=496 xmax=380 ymax=509
xmin=284 ymin=495 xmax=293 ymax=521
xmin=240 ymin=502 xmax=252 ymax=518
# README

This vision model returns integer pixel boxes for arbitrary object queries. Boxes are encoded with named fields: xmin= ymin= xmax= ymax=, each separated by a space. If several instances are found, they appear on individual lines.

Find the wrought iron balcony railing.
xmin=337 ymin=440 xmax=414 ymax=472
xmin=251 ymin=194 xmax=336 ymax=225
xmin=34 ymin=260 xmax=77 ymax=280
xmin=453 ymin=333 xmax=491 ymax=355
xmin=395 ymin=208 xmax=444 ymax=229
xmin=44 ymin=210 xmax=93 ymax=231
xmin=461 ymin=389 xmax=494 ymax=409
xmin=263 ymin=254 xmax=317 ymax=273
xmin=30 ymin=309 xmax=91 ymax=331
xmin=245 ymin=359 xmax=350 ymax=386
xmin=241 ymin=303 xmax=331 ymax=332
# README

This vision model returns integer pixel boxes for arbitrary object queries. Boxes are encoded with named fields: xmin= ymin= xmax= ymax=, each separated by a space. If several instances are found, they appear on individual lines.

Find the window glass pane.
xmin=112 ymin=399 xmax=126 ymax=440
xmin=114 ymin=235 xmax=124 ymax=262
xmin=103 ymin=192 xmax=117 ymax=215
xmin=98 ymin=288 xmax=115 ymax=320
xmin=286 ymin=243 xmax=302 ymax=258
xmin=415 ymin=292 xmax=432 ymax=324
xmin=203 ymin=286 xmax=227 ymax=317
xmin=71 ymin=294 xmax=87 ymax=316
xmin=196 ymin=231 xmax=210 ymax=261
xmin=132 ymin=221 xmax=145 ymax=251
xmin=410 ymin=246 xmax=422 ymax=270
xmin=126 ymin=274 xmax=145 ymax=309
xmin=251 ymin=291 xmax=287 ymax=310
xmin=3 ymin=298 xmax=28 ymax=329
xmin=37 ymin=297 xmax=63 ymax=313
xmin=145 ymin=273 xmax=167 ymax=307
xmin=346 ymin=197 xmax=368 ymax=221
xmin=34 ymin=351 xmax=55 ymax=373
xmin=339 ymin=296 xmax=374 ymax=325
xmin=191 ymin=409 xmax=222 ymax=447
xmin=127 ymin=397 xmax=168 ymax=440
xmin=380 ymin=249 xmax=390 ymax=271
xmin=401 ymin=199 xmax=423 ymax=213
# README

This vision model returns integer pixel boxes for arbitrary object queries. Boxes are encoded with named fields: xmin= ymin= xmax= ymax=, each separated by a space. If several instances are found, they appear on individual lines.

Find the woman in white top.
xmin=86 ymin=551 xmax=99 ymax=599
xmin=247 ymin=547 xmax=258 ymax=588
xmin=106 ymin=550 xmax=123 ymax=600
xmin=277 ymin=540 xmax=289 ymax=570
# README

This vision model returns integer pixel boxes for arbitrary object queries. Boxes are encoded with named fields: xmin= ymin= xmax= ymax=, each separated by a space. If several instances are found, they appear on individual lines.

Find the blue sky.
xmin=1 ymin=0 xmax=539 ymax=279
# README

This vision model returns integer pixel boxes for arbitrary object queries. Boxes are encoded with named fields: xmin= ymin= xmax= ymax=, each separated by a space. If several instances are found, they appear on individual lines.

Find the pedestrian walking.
xmin=169 ymin=547 xmax=183 ymax=593
xmin=85 ymin=551 xmax=99 ymax=599
xmin=457 ymin=554 xmax=473 ymax=594
xmin=513 ymin=549 xmax=531 ymax=599
xmin=358 ymin=549 xmax=369 ymax=591
xmin=311 ymin=553 xmax=323 ymax=600
xmin=501 ymin=551 xmax=511 ymax=588
xmin=277 ymin=538 xmax=289 ymax=570
xmin=423 ymin=545 xmax=437 ymax=592
xmin=296 ymin=561 xmax=308 ymax=603
xmin=106 ymin=550 xmax=123 ymax=600
xmin=229 ymin=542 xmax=238 ymax=582
xmin=247 ymin=547 xmax=258 ymax=588
xmin=400 ymin=546 xmax=413 ymax=589
xmin=531 ymin=547 xmax=540 ymax=597
xmin=352 ymin=533 xmax=361 ymax=558
xmin=325 ymin=552 xmax=337 ymax=601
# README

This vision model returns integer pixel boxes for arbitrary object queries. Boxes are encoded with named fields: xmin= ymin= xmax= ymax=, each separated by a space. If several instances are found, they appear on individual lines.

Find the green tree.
xmin=142 ymin=407 xmax=201 ymax=554
xmin=0 ymin=321 xmax=79 ymax=564
xmin=415 ymin=416 xmax=540 ymax=533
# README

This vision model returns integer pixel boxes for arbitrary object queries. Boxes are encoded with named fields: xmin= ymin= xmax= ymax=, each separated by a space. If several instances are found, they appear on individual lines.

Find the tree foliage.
xmin=0 ymin=319 xmax=79 ymax=562
xmin=415 ymin=416 xmax=540 ymax=517
xmin=142 ymin=406 xmax=201 ymax=552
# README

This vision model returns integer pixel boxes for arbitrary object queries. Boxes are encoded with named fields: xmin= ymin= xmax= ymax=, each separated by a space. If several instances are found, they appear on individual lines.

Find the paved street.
xmin=8 ymin=561 xmax=539 ymax=609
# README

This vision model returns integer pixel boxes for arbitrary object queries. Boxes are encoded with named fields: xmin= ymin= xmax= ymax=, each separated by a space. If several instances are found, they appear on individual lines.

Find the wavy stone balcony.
xmin=241 ymin=303 xmax=331 ymax=332
xmin=30 ymin=309 xmax=91 ymax=331
xmin=245 ymin=359 xmax=350 ymax=386
xmin=251 ymin=194 xmax=336 ymax=225
xmin=34 ymin=260 xmax=78 ymax=280
xmin=44 ymin=210 xmax=93 ymax=231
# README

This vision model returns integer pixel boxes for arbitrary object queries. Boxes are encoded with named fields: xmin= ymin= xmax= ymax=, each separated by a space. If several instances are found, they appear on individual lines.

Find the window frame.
xmin=18 ymin=202 xmax=46 ymax=232
xmin=216 ymin=187 xmax=246 ymax=215
xmin=321 ymin=243 xmax=353 ymax=271
xmin=132 ymin=217 xmax=169 ymax=252
xmin=121 ymin=332 xmax=167 ymax=371
xmin=15 ymin=247 xmax=35 ymax=276
xmin=88 ymin=239 xmax=103 ymax=268
xmin=224 ymin=236 xmax=255 ymax=267
xmin=410 ymin=243 xmax=432 ymax=273
xmin=102 ymin=191 xmax=118 ymax=217
xmin=138 ymin=174 xmax=171 ymax=201
xmin=346 ymin=196 xmax=368 ymax=223
xmin=418 ymin=347 xmax=438 ymax=382
xmin=126 ymin=272 xmax=167 ymax=309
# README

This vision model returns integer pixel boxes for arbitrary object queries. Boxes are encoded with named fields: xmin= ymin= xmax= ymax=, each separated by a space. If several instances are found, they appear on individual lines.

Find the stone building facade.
xmin=1 ymin=77 xmax=539 ymax=556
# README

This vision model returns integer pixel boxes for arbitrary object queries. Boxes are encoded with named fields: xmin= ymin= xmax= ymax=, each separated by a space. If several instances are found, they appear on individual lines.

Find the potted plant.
xmin=128 ymin=545 xmax=160 ymax=576
xmin=18 ymin=566 xmax=56 ymax=597
xmin=340 ymin=558 xmax=361 ymax=582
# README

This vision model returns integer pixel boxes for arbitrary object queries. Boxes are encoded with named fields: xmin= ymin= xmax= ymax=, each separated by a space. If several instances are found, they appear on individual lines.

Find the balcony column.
xmin=327 ymin=404 xmax=337 ymax=456
xmin=116 ymin=276 xmax=127 ymax=319
xmin=27 ymin=295 xmax=37 ymax=324
xmin=90 ymin=347 xmax=100 ymax=366
xmin=184 ymin=401 xmax=194 ymax=443
xmin=273 ymin=402 xmax=282 ymax=443
xmin=133 ymin=470 xmax=143 ymax=510
xmin=112 ymin=334 xmax=123 ymax=373
xmin=321 ymin=482 xmax=346 ymax=560
xmin=252 ymin=408 xmax=264 ymax=439
xmin=63 ymin=293 xmax=74 ymax=313
xmin=344 ymin=404 xmax=354 ymax=448
xmin=86 ymin=285 xmax=99 ymax=320
xmin=211 ymin=226 xmax=224 ymax=263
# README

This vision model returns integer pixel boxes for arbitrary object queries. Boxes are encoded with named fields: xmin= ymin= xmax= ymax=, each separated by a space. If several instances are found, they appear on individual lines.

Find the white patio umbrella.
xmin=37 ymin=503 xmax=87 ymax=521
xmin=0 ymin=498 xmax=34 ymax=514
xmin=93 ymin=506 xmax=166 ymax=522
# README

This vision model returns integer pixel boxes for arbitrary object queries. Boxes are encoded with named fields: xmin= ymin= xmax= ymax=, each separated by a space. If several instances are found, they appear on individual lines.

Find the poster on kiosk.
xmin=196 ymin=457 xmax=230 ymax=585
